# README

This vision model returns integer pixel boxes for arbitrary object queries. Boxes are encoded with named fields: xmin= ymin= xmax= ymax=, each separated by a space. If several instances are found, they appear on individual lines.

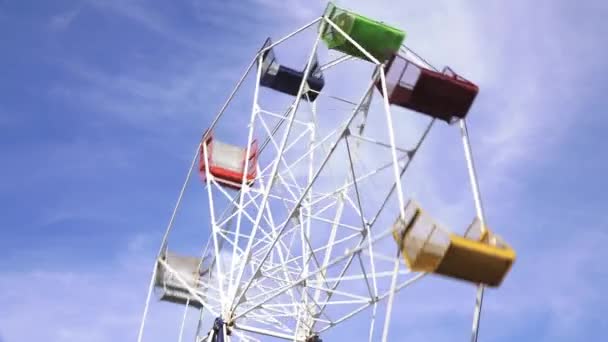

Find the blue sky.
xmin=1 ymin=0 xmax=607 ymax=341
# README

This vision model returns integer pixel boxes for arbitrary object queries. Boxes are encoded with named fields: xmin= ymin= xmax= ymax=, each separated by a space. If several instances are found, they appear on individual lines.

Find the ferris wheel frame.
xmin=136 ymin=11 xmax=492 ymax=342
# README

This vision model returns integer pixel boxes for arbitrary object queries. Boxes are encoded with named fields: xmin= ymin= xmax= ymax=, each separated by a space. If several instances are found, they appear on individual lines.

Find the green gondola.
xmin=320 ymin=2 xmax=405 ymax=63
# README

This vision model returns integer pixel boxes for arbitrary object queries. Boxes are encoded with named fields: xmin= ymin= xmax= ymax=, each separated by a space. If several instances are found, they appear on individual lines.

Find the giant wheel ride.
xmin=137 ymin=3 xmax=516 ymax=342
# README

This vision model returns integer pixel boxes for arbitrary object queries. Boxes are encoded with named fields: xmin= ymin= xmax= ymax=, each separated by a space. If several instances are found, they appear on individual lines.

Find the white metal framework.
xmin=137 ymin=13 xmax=491 ymax=342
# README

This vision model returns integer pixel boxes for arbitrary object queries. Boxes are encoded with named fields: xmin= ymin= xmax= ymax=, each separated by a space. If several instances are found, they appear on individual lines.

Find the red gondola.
xmin=199 ymin=131 xmax=258 ymax=189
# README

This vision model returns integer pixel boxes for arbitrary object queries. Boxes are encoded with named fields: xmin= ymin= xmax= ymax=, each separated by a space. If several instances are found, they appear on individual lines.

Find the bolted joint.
xmin=361 ymin=223 xmax=370 ymax=237
xmin=343 ymin=127 xmax=351 ymax=137
xmin=291 ymin=205 xmax=301 ymax=220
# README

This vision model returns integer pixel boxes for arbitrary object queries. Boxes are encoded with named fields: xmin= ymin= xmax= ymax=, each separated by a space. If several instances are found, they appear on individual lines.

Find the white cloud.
xmin=0 ymin=248 xmax=145 ymax=341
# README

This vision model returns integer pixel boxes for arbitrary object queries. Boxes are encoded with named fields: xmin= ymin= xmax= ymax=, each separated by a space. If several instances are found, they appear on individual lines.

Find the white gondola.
xmin=154 ymin=251 xmax=206 ymax=308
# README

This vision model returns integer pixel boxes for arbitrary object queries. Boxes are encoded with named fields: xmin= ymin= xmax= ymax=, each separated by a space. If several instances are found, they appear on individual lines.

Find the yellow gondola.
xmin=392 ymin=200 xmax=515 ymax=287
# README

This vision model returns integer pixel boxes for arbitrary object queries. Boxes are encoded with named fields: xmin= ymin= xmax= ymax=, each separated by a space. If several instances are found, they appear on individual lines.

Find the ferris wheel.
xmin=137 ymin=3 xmax=516 ymax=342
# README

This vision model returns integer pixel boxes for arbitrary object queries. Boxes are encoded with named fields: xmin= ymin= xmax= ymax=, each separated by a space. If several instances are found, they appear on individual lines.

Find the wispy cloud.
xmin=49 ymin=8 xmax=81 ymax=31
xmin=50 ymin=61 xmax=211 ymax=128
xmin=85 ymin=0 xmax=203 ymax=50
xmin=0 ymin=239 xmax=145 ymax=341
xmin=484 ymin=228 xmax=608 ymax=340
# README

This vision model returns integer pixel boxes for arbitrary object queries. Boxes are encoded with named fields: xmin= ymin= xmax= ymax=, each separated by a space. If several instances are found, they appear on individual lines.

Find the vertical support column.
xmin=194 ymin=307 xmax=205 ymax=342
xmin=178 ymin=299 xmax=190 ymax=342
xmin=203 ymin=141 xmax=227 ymax=308
xmin=297 ymin=99 xmax=319 ymax=339
xmin=136 ymin=262 xmax=157 ymax=342
xmin=459 ymin=119 xmax=487 ymax=342
xmin=378 ymin=60 xmax=409 ymax=342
